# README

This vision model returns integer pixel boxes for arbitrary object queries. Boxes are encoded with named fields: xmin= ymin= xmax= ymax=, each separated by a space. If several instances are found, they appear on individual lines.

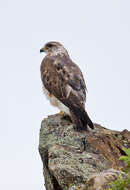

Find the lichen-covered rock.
xmin=86 ymin=169 xmax=123 ymax=190
xmin=39 ymin=114 xmax=130 ymax=190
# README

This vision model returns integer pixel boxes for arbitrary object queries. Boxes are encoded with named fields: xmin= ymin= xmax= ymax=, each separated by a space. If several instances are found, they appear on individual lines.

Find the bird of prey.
xmin=40 ymin=41 xmax=94 ymax=131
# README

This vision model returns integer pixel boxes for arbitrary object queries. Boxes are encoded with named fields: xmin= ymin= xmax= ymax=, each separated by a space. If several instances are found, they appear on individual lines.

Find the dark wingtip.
xmin=80 ymin=110 xmax=94 ymax=130
xmin=88 ymin=120 xmax=94 ymax=129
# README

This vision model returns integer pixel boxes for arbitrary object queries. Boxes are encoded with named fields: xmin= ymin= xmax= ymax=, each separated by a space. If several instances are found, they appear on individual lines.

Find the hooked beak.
xmin=40 ymin=47 xmax=45 ymax=53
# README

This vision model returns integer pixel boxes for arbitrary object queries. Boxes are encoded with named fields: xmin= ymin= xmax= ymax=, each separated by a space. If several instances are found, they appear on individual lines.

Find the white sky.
xmin=0 ymin=0 xmax=130 ymax=189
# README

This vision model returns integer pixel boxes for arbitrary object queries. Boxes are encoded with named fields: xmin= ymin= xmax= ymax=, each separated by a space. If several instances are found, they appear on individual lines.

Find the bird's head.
xmin=40 ymin=41 xmax=69 ymax=56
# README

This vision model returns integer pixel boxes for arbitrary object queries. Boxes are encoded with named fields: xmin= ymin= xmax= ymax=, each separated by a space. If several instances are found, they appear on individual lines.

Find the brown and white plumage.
xmin=40 ymin=42 xmax=94 ymax=130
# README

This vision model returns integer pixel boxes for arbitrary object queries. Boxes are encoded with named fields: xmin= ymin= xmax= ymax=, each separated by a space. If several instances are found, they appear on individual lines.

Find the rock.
xmin=39 ymin=114 xmax=130 ymax=190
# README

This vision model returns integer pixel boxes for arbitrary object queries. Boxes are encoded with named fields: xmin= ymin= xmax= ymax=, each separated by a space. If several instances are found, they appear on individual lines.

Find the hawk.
xmin=40 ymin=42 xmax=94 ymax=131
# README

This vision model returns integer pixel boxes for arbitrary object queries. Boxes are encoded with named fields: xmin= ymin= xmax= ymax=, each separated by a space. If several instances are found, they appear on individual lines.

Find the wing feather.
xmin=41 ymin=55 xmax=86 ymax=103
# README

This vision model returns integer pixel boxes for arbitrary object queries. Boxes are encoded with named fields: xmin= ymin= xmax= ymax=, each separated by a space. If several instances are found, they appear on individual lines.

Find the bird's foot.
xmin=58 ymin=111 xmax=64 ymax=116
xmin=58 ymin=112 xmax=72 ymax=122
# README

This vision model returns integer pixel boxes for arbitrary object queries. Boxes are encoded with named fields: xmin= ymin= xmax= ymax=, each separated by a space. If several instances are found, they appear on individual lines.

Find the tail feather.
xmin=60 ymin=100 xmax=94 ymax=130
xmin=70 ymin=105 xmax=94 ymax=130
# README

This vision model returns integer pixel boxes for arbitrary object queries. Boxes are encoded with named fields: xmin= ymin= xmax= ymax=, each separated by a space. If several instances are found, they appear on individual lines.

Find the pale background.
xmin=0 ymin=0 xmax=130 ymax=189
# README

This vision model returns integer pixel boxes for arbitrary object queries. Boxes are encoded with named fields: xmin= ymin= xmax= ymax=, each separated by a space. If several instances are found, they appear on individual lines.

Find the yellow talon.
xmin=59 ymin=111 xmax=64 ymax=116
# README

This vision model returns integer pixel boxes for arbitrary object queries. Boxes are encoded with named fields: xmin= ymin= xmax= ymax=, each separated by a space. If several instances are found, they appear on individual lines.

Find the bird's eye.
xmin=47 ymin=44 xmax=53 ymax=48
